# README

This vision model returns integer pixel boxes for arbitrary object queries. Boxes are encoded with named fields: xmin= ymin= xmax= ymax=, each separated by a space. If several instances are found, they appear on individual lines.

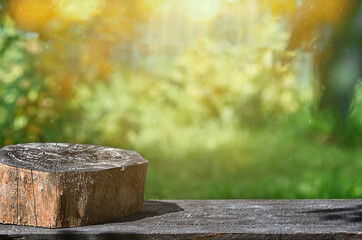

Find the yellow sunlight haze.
xmin=259 ymin=0 xmax=296 ymax=15
xmin=56 ymin=0 xmax=104 ymax=22
xmin=5 ymin=0 xmax=55 ymax=32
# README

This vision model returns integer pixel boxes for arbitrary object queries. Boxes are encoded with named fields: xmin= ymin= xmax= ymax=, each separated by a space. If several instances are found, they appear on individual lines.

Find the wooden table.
xmin=0 ymin=200 xmax=361 ymax=239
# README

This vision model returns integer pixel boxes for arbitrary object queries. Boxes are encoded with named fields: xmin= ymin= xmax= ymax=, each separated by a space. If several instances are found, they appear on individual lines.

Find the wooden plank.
xmin=0 ymin=143 xmax=148 ymax=228
xmin=0 ymin=200 xmax=361 ymax=239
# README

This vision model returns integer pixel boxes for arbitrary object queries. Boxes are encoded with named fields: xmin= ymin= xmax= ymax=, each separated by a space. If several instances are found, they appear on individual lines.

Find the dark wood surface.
xmin=0 ymin=200 xmax=361 ymax=239
xmin=0 ymin=143 xmax=146 ymax=172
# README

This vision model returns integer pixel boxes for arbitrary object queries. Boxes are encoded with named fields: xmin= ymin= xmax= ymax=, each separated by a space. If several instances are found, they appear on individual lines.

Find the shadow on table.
xmin=106 ymin=200 xmax=184 ymax=223
xmin=52 ymin=200 xmax=184 ymax=240
xmin=304 ymin=204 xmax=362 ymax=223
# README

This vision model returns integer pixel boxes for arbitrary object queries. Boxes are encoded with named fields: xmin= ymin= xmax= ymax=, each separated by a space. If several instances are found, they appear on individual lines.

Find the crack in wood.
xmin=55 ymin=167 xmax=58 ymax=228
xmin=30 ymin=169 xmax=37 ymax=226
xmin=16 ymin=167 xmax=18 ymax=225
xmin=0 ymin=143 xmax=141 ymax=173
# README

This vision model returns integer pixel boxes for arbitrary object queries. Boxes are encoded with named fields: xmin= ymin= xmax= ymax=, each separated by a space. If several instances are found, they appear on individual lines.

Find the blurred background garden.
xmin=0 ymin=0 xmax=361 ymax=199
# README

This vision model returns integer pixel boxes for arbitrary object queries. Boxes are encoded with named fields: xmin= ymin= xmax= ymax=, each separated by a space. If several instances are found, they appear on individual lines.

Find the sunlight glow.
xmin=184 ymin=0 xmax=220 ymax=22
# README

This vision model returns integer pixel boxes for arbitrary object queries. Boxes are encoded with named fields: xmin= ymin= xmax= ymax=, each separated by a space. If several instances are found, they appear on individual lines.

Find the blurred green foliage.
xmin=0 ymin=16 xmax=81 ymax=145
xmin=173 ymin=38 xmax=304 ymax=126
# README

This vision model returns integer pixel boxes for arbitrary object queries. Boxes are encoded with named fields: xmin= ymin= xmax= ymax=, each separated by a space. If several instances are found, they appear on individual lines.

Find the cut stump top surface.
xmin=0 ymin=143 xmax=147 ymax=173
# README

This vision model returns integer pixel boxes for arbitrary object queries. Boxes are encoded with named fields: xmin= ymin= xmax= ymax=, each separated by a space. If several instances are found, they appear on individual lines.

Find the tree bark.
xmin=0 ymin=143 xmax=148 ymax=228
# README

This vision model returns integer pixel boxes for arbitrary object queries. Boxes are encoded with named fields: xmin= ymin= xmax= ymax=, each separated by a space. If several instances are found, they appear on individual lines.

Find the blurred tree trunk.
xmin=288 ymin=1 xmax=362 ymax=122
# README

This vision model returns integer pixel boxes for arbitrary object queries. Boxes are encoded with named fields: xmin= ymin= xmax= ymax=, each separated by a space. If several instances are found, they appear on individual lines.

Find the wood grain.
xmin=0 ymin=143 xmax=148 ymax=228
xmin=0 ymin=200 xmax=361 ymax=239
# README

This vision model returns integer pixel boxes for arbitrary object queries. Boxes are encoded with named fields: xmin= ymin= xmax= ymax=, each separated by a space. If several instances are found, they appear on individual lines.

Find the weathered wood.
xmin=0 ymin=143 xmax=148 ymax=228
xmin=0 ymin=200 xmax=361 ymax=239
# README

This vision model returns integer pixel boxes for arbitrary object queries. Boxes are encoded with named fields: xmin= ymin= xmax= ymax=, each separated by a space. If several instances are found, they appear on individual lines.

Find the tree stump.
xmin=0 ymin=143 xmax=148 ymax=228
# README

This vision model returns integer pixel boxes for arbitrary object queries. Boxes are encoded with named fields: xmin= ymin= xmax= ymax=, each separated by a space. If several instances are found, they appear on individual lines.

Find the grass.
xmin=130 ymin=113 xmax=362 ymax=199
